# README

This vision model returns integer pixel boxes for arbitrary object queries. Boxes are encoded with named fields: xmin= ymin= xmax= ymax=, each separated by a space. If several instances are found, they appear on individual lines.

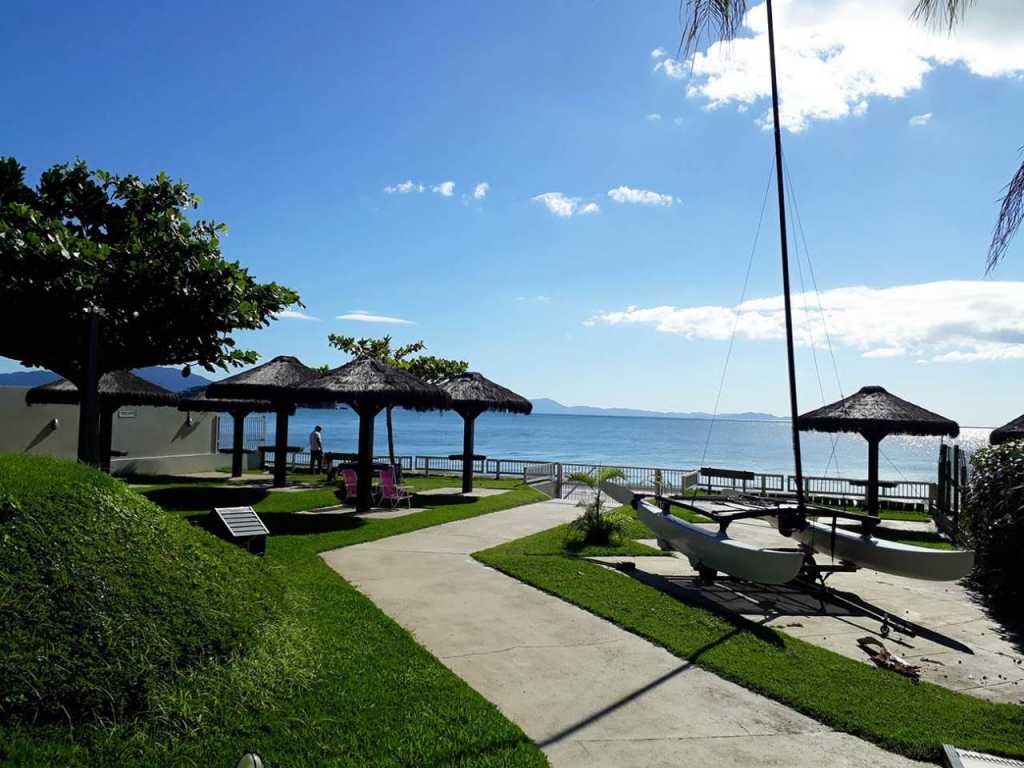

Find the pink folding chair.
xmin=341 ymin=469 xmax=359 ymax=503
xmin=378 ymin=466 xmax=413 ymax=509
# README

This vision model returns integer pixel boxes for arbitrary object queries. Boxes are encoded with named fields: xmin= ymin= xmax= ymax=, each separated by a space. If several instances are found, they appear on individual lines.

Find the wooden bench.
xmin=700 ymin=467 xmax=757 ymax=493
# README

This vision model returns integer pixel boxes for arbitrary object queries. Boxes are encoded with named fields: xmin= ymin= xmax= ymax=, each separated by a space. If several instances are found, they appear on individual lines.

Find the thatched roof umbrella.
xmin=26 ymin=371 xmax=178 ymax=473
xmin=990 ymin=414 xmax=1024 ymax=446
xmin=438 ymin=372 xmax=532 ymax=493
xmin=799 ymin=385 xmax=959 ymax=515
xmin=206 ymin=356 xmax=317 ymax=487
xmin=178 ymin=390 xmax=288 ymax=478
xmin=295 ymin=357 xmax=450 ymax=512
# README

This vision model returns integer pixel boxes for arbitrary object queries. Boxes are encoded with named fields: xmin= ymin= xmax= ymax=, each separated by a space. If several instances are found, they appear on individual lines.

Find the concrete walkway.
xmin=322 ymin=500 xmax=924 ymax=767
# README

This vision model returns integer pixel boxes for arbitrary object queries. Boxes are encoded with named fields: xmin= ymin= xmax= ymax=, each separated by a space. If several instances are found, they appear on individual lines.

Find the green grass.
xmin=1 ymin=475 xmax=550 ymax=768
xmin=474 ymin=522 xmax=1024 ymax=763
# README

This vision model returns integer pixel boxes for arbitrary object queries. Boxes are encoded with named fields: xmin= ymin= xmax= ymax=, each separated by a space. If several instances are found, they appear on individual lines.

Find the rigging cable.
xmin=783 ymin=156 xmax=844 ymax=477
xmin=699 ymin=157 xmax=776 ymax=471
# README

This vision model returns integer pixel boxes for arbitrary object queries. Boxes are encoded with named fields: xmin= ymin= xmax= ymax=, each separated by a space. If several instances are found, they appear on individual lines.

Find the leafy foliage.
xmin=567 ymin=467 xmax=628 ymax=545
xmin=964 ymin=442 xmax=1024 ymax=622
xmin=0 ymin=454 xmax=283 ymax=725
xmin=0 ymin=157 xmax=300 ymax=381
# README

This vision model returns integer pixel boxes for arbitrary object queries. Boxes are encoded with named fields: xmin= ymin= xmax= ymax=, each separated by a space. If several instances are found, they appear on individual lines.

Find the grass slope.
xmin=474 ymin=522 xmax=1024 ymax=763
xmin=1 ymin=475 xmax=549 ymax=768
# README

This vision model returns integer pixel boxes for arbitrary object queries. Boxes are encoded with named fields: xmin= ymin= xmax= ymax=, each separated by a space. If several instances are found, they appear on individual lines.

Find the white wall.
xmin=0 ymin=386 xmax=224 ymax=475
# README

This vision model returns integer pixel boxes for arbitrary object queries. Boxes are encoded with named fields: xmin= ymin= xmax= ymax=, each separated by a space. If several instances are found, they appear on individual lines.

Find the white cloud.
xmin=673 ymin=116 xmax=685 ymax=126
xmin=655 ymin=58 xmax=687 ymax=79
xmin=516 ymin=295 xmax=552 ymax=304
xmin=275 ymin=309 xmax=320 ymax=321
xmin=337 ymin=311 xmax=414 ymax=325
xmin=384 ymin=179 xmax=425 ymax=194
xmin=651 ymin=47 xmax=667 ymax=59
xmin=532 ymin=192 xmax=600 ymax=218
xmin=646 ymin=112 xmax=663 ymax=121
xmin=432 ymin=181 xmax=455 ymax=197
xmin=607 ymin=186 xmax=676 ymax=206
xmin=473 ymin=181 xmax=490 ymax=199
xmin=586 ymin=281 xmax=1024 ymax=363
xmin=909 ymin=112 xmax=933 ymax=127
xmin=659 ymin=0 xmax=1024 ymax=133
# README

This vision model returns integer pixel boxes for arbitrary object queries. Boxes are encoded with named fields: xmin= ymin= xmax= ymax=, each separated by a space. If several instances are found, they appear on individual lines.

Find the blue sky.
xmin=3 ymin=0 xmax=1024 ymax=425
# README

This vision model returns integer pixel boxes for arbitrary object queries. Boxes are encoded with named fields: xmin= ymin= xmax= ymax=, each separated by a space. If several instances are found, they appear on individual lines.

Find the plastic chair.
xmin=378 ymin=466 xmax=413 ymax=509
xmin=341 ymin=469 xmax=359 ymax=503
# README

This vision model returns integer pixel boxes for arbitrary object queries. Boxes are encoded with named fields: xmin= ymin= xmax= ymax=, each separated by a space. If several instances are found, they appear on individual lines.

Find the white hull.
xmin=636 ymin=500 xmax=805 ymax=585
xmin=786 ymin=518 xmax=974 ymax=582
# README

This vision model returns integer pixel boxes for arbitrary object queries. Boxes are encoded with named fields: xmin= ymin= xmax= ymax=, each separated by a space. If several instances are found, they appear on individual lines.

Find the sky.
xmin=2 ymin=0 xmax=1024 ymax=426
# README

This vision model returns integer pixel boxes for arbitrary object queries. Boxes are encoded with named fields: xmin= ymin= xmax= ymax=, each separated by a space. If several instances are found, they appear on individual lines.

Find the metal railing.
xmin=561 ymin=462 xmax=701 ymax=496
xmin=786 ymin=474 xmax=934 ymax=502
xmin=215 ymin=413 xmax=268 ymax=452
xmin=697 ymin=469 xmax=785 ymax=494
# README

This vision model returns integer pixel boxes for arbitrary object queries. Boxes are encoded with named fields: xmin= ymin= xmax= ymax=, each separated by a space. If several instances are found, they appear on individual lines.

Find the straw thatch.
xmin=438 ymin=372 xmax=532 ymax=415
xmin=177 ymin=389 xmax=283 ymax=414
xmin=25 ymin=371 xmax=178 ymax=408
xmin=206 ymin=355 xmax=317 ymax=401
xmin=990 ymin=414 xmax=1024 ymax=446
xmin=295 ymin=357 xmax=450 ymax=412
xmin=799 ymin=385 xmax=959 ymax=438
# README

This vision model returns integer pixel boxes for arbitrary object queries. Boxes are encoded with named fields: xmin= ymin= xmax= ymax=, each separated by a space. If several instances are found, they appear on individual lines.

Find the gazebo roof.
xmin=438 ymin=372 xmax=533 ymax=415
xmin=206 ymin=355 xmax=317 ymax=402
xmin=177 ymin=388 xmax=284 ymax=415
xmin=294 ymin=357 xmax=450 ymax=412
xmin=798 ymin=385 xmax=959 ymax=439
xmin=25 ymin=371 xmax=177 ymax=408
xmin=990 ymin=414 xmax=1024 ymax=446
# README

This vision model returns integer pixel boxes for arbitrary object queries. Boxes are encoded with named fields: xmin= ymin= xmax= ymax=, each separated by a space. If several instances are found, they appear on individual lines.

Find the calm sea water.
xmin=241 ymin=408 xmax=991 ymax=482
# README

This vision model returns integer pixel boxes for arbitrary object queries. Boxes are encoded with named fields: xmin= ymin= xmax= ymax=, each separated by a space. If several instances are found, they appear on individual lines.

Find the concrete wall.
xmin=0 ymin=386 xmax=223 ymax=475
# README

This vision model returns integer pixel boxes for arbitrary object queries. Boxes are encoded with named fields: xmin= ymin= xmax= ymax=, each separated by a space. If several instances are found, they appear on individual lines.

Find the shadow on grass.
xmin=412 ymin=493 xmax=476 ymax=508
xmin=184 ymin=510 xmax=366 ymax=536
xmin=143 ymin=486 xmax=269 ymax=512
xmin=125 ymin=474 xmax=227 ymax=486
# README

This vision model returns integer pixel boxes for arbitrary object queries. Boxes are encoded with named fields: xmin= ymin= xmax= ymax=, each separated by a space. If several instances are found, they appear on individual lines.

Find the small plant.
xmin=964 ymin=442 xmax=1024 ymax=625
xmin=567 ymin=467 xmax=628 ymax=545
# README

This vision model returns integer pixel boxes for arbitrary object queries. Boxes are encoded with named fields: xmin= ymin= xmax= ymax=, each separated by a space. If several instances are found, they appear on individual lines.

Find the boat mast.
xmin=765 ymin=0 xmax=806 ymax=508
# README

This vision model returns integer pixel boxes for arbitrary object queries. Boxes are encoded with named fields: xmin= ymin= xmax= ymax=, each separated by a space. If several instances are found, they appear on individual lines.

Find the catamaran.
xmin=627 ymin=0 xmax=974 ymax=589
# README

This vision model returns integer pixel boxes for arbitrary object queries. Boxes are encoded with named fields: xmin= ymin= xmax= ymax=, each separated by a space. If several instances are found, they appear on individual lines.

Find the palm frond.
xmin=988 ymin=154 xmax=1024 ymax=272
xmin=911 ymin=0 xmax=975 ymax=30
xmin=678 ymin=0 xmax=748 ymax=58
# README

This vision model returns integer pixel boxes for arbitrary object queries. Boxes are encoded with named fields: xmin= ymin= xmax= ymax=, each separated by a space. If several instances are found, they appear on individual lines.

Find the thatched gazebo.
xmin=295 ymin=357 xmax=450 ymax=512
xmin=206 ymin=355 xmax=317 ymax=487
xmin=799 ymin=385 xmax=959 ymax=516
xmin=438 ymin=372 xmax=532 ymax=493
xmin=990 ymin=414 xmax=1024 ymax=446
xmin=25 ymin=371 xmax=178 ymax=473
xmin=178 ymin=390 xmax=287 ymax=478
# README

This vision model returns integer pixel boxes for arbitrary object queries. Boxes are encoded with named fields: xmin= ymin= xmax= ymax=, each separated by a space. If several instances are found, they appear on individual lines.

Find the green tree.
xmin=677 ymin=0 xmax=1021 ymax=270
xmin=0 ymin=158 xmax=300 ymax=463
xmin=327 ymin=334 xmax=467 ymax=464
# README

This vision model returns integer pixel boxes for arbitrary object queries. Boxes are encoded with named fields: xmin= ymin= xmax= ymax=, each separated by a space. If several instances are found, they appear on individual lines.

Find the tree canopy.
xmin=326 ymin=335 xmax=467 ymax=382
xmin=0 ymin=158 xmax=300 ymax=382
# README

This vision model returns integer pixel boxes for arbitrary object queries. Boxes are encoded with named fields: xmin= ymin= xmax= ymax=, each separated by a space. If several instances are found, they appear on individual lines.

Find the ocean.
xmin=241 ymin=408 xmax=992 ymax=483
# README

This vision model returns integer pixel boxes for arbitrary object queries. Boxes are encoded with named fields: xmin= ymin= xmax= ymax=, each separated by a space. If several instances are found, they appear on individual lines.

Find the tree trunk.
xmin=386 ymin=405 xmax=396 ymax=466
xmin=77 ymin=313 xmax=101 ymax=466
xmin=99 ymin=406 xmax=114 ymax=474
xmin=461 ymin=412 xmax=476 ymax=494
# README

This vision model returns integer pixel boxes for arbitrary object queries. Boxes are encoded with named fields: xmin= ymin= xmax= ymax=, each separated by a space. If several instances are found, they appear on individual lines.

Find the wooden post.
xmin=866 ymin=435 xmax=880 ymax=517
xmin=461 ymin=410 xmax=477 ymax=494
xmin=355 ymin=405 xmax=379 ymax=513
xmin=273 ymin=407 xmax=289 ymax=488
xmin=231 ymin=411 xmax=247 ymax=478
xmin=99 ymin=406 xmax=115 ymax=474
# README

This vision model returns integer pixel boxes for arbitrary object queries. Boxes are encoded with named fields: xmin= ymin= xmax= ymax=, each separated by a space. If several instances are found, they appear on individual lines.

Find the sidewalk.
xmin=322 ymin=500 xmax=924 ymax=767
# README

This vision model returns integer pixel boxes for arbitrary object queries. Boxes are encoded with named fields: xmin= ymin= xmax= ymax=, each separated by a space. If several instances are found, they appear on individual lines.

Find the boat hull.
xmin=637 ymin=500 xmax=805 ymax=585
xmin=787 ymin=519 xmax=974 ymax=581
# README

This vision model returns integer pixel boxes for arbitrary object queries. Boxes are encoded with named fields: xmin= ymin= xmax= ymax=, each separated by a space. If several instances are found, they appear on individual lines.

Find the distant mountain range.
xmin=0 ymin=366 xmax=214 ymax=393
xmin=529 ymin=398 xmax=785 ymax=421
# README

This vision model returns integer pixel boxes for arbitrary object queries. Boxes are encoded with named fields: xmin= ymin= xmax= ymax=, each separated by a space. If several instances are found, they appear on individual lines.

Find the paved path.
xmin=322 ymin=501 xmax=924 ymax=767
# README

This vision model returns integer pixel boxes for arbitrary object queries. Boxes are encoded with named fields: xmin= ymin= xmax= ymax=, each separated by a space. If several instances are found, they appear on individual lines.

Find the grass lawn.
xmin=1 ymin=477 xmax=550 ymax=768
xmin=474 ymin=516 xmax=1024 ymax=763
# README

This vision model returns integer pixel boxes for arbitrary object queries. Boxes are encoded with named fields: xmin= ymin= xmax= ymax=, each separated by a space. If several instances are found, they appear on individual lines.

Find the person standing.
xmin=309 ymin=425 xmax=324 ymax=474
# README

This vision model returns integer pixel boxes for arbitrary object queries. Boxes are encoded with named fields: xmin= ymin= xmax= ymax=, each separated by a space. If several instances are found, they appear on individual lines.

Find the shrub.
xmin=964 ymin=442 xmax=1024 ymax=622
xmin=567 ymin=467 xmax=628 ymax=545
xmin=0 ymin=454 xmax=283 ymax=725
